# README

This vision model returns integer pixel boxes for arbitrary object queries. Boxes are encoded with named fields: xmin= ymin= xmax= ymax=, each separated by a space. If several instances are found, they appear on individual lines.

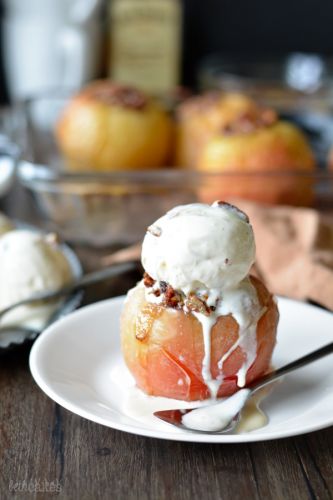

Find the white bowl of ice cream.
xmin=0 ymin=220 xmax=82 ymax=349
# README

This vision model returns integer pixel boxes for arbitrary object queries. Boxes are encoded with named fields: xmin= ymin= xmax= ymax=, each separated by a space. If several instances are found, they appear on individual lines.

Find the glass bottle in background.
xmin=108 ymin=0 xmax=182 ymax=96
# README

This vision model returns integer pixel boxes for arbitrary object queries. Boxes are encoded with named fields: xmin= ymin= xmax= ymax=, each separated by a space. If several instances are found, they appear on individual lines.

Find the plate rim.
xmin=29 ymin=295 xmax=333 ymax=443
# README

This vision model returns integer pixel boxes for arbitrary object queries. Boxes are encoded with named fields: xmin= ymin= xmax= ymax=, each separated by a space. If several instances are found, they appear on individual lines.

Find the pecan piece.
xmin=185 ymin=294 xmax=210 ymax=315
xmin=222 ymin=107 xmax=277 ymax=136
xmin=164 ymin=285 xmax=183 ymax=309
xmin=85 ymin=82 xmax=147 ymax=110
xmin=143 ymin=272 xmax=155 ymax=288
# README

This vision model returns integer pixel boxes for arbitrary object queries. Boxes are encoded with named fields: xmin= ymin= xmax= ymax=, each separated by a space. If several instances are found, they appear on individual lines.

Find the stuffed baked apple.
xmin=56 ymin=80 xmax=173 ymax=172
xmin=175 ymin=92 xmax=316 ymax=206
xmin=121 ymin=202 xmax=279 ymax=401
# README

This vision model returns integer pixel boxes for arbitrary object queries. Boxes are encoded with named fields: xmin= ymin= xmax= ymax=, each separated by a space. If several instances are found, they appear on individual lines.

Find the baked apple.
xmin=120 ymin=202 xmax=279 ymax=401
xmin=199 ymin=121 xmax=316 ymax=206
xmin=175 ymin=92 xmax=259 ymax=168
xmin=175 ymin=91 xmax=316 ymax=206
xmin=56 ymin=80 xmax=174 ymax=172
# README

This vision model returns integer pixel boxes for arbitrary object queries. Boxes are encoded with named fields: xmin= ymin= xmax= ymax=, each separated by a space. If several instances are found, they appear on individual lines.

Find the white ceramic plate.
xmin=29 ymin=296 xmax=333 ymax=443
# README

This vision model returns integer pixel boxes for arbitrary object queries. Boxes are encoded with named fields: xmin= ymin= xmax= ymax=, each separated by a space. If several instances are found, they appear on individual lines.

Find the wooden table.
xmin=0 ymin=185 xmax=332 ymax=500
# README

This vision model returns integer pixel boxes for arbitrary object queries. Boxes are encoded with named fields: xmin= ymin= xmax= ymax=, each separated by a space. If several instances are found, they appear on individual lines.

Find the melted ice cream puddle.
xmin=123 ymin=386 xmax=207 ymax=430
xmin=122 ymin=385 xmax=271 ymax=434
xmin=181 ymin=385 xmax=273 ymax=433
xmin=182 ymin=389 xmax=251 ymax=432
xmin=236 ymin=387 xmax=269 ymax=433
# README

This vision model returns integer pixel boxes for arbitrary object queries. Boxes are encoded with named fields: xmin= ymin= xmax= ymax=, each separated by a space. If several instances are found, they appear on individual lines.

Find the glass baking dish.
xmin=16 ymin=164 xmax=333 ymax=246
xmin=8 ymin=94 xmax=333 ymax=247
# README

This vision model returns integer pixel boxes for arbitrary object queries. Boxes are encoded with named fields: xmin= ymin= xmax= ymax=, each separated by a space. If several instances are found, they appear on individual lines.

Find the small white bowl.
xmin=0 ymin=137 xmax=18 ymax=197
xmin=0 ymin=235 xmax=83 ymax=350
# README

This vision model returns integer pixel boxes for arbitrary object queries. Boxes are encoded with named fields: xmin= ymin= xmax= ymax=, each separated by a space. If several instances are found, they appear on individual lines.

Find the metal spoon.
xmin=154 ymin=341 xmax=333 ymax=434
xmin=0 ymin=260 xmax=137 ymax=322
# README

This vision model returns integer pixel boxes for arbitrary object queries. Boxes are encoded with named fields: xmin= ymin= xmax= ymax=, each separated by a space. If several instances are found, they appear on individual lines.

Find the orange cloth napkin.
xmin=234 ymin=200 xmax=333 ymax=310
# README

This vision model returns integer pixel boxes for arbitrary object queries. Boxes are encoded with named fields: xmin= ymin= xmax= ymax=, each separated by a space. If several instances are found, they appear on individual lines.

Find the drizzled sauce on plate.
xmin=122 ymin=384 xmax=273 ymax=434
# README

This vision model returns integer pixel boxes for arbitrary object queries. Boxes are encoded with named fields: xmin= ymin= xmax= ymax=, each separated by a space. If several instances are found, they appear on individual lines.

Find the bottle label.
xmin=110 ymin=0 xmax=181 ymax=95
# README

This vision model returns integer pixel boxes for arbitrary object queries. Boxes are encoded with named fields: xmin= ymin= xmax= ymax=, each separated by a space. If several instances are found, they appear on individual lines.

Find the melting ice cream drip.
xmin=192 ymin=311 xmax=221 ymax=399
xmin=216 ymin=279 xmax=263 ymax=388
xmin=217 ymin=322 xmax=258 ymax=388
xmin=192 ymin=279 xmax=263 ymax=398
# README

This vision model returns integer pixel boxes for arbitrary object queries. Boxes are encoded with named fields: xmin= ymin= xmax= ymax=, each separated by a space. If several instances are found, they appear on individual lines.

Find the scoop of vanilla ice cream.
xmin=0 ymin=230 xmax=72 ymax=309
xmin=141 ymin=202 xmax=255 ymax=293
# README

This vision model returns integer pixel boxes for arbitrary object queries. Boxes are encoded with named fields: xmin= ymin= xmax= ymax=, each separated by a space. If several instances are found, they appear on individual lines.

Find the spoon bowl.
xmin=0 ymin=290 xmax=83 ymax=350
xmin=154 ymin=407 xmax=241 ymax=435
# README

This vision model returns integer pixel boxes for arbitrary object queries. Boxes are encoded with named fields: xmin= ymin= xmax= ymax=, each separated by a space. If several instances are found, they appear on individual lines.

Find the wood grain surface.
xmin=0 ymin=340 xmax=333 ymax=500
xmin=0 ymin=342 xmax=332 ymax=500
xmin=0 ymin=185 xmax=332 ymax=499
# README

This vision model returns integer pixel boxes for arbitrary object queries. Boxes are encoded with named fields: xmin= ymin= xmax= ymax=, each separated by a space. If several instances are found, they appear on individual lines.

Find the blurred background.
xmin=1 ymin=0 xmax=333 ymax=101
xmin=1 ymin=0 xmax=333 ymax=344
xmin=1 ymin=0 xmax=333 ymax=248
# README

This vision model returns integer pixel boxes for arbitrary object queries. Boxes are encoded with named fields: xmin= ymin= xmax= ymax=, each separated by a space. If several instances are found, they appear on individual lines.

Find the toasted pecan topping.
xmin=185 ymin=294 xmax=210 ymax=315
xmin=177 ymin=91 xmax=278 ymax=133
xmin=223 ymin=108 xmax=277 ymax=135
xmin=83 ymin=82 xmax=147 ymax=110
xmin=143 ymin=272 xmax=156 ymax=288
xmin=143 ymin=273 xmax=214 ymax=314
xmin=164 ymin=285 xmax=184 ymax=309
xmin=176 ymin=91 xmax=220 ymax=120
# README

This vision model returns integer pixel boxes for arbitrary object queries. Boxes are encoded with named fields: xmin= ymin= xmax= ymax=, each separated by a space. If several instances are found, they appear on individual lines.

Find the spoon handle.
xmin=0 ymin=261 xmax=137 ymax=319
xmin=250 ymin=341 xmax=333 ymax=393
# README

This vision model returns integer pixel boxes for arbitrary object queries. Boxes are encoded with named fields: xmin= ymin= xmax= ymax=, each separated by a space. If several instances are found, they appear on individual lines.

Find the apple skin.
xmin=175 ymin=93 xmax=260 ymax=169
xmin=56 ymin=81 xmax=174 ymax=172
xmin=120 ymin=276 xmax=279 ymax=401
xmin=197 ymin=121 xmax=316 ymax=206
xmin=175 ymin=91 xmax=316 ymax=206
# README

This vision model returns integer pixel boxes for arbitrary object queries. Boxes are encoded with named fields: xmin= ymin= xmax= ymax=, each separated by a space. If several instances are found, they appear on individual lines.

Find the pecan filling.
xmin=143 ymin=273 xmax=214 ymax=315
xmin=222 ymin=108 xmax=277 ymax=135
xmin=143 ymin=273 xmax=155 ymax=288
xmin=143 ymin=273 xmax=184 ymax=308
xmin=84 ymin=82 xmax=147 ymax=110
